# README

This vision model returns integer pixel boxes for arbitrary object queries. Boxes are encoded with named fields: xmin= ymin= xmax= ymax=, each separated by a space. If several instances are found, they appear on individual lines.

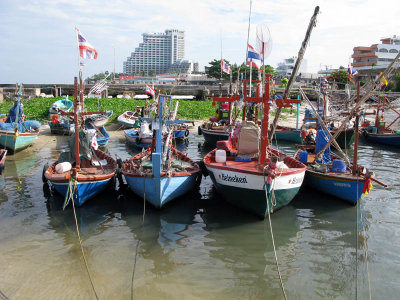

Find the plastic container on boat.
xmin=331 ymin=159 xmax=346 ymax=173
xmin=371 ymin=127 xmax=378 ymax=134
xmin=298 ymin=150 xmax=308 ymax=163
xmin=215 ymin=149 xmax=226 ymax=163
xmin=55 ymin=162 xmax=72 ymax=174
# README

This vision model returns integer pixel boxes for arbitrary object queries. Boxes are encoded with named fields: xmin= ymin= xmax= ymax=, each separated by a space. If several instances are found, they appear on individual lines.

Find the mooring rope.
xmin=131 ymin=177 xmax=147 ymax=300
xmin=0 ymin=289 xmax=9 ymax=300
xmin=69 ymin=177 xmax=99 ymax=300
xmin=263 ymin=169 xmax=288 ymax=300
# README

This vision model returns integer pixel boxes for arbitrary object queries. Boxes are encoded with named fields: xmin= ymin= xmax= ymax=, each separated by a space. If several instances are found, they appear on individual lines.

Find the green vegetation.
xmin=0 ymin=97 xmax=217 ymax=123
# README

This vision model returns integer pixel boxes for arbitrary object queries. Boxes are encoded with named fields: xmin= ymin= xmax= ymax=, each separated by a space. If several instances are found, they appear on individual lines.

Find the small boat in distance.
xmin=362 ymin=96 xmax=400 ymax=147
xmin=0 ymin=84 xmax=41 ymax=152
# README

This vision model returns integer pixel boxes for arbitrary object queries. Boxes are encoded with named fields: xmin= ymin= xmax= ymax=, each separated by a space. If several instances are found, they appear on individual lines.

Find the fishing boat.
xmin=85 ymin=125 xmax=110 ymax=147
xmin=49 ymin=96 xmax=73 ymax=114
xmin=117 ymin=109 xmax=142 ymax=128
xmin=204 ymin=77 xmax=307 ymax=218
xmin=0 ymin=85 xmax=41 ymax=152
xmin=86 ymin=110 xmax=113 ymax=127
xmin=295 ymin=135 xmax=367 ymax=204
xmin=121 ymin=95 xmax=200 ymax=208
xmin=295 ymin=83 xmax=387 ymax=204
xmin=198 ymin=102 xmax=232 ymax=146
xmin=48 ymin=96 xmax=74 ymax=135
xmin=44 ymin=76 xmax=117 ymax=207
xmin=362 ymin=96 xmax=400 ymax=146
xmin=125 ymin=122 xmax=190 ymax=149
xmin=0 ymin=149 xmax=7 ymax=174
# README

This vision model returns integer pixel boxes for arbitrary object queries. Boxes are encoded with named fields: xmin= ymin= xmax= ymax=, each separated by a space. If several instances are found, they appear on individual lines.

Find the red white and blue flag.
xmin=347 ymin=65 xmax=358 ymax=78
xmin=247 ymin=44 xmax=262 ymax=61
xmin=221 ymin=59 xmax=231 ymax=74
xmin=247 ymin=44 xmax=262 ymax=72
xmin=146 ymin=84 xmax=155 ymax=97
xmin=76 ymin=28 xmax=98 ymax=59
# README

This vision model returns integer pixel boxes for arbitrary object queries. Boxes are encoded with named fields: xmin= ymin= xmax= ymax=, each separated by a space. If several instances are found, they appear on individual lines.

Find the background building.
xmin=276 ymin=57 xmax=307 ymax=77
xmin=351 ymin=35 xmax=400 ymax=77
xmin=123 ymin=29 xmax=198 ymax=76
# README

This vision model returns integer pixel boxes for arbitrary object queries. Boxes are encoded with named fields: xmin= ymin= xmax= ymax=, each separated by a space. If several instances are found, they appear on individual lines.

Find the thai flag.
xmin=247 ymin=44 xmax=262 ymax=61
xmin=146 ymin=84 xmax=155 ymax=97
xmin=76 ymin=28 xmax=98 ymax=59
xmin=246 ymin=59 xmax=262 ymax=72
xmin=347 ymin=65 xmax=358 ymax=78
xmin=221 ymin=59 xmax=231 ymax=74
xmin=80 ymin=61 xmax=86 ymax=67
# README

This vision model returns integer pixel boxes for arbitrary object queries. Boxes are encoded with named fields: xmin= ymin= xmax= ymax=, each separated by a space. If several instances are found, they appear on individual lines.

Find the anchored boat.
xmin=362 ymin=95 xmax=400 ymax=146
xmin=121 ymin=95 xmax=200 ymax=208
xmin=44 ymin=76 xmax=117 ymax=207
xmin=0 ymin=85 xmax=41 ymax=152
xmin=204 ymin=77 xmax=306 ymax=218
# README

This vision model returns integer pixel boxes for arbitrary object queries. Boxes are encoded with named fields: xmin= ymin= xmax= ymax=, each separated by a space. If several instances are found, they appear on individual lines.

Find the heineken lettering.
xmin=220 ymin=173 xmax=248 ymax=183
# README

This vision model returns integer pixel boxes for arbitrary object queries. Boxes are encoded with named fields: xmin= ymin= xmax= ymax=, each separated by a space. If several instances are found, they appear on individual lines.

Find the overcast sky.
xmin=1 ymin=0 xmax=399 ymax=84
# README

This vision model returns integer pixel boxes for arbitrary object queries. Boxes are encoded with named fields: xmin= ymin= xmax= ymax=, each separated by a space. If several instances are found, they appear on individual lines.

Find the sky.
xmin=0 ymin=0 xmax=399 ymax=84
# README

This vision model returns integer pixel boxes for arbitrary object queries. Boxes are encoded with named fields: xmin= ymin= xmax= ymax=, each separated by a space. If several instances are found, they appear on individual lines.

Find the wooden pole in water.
xmin=74 ymin=77 xmax=80 ymax=169
xmin=352 ymin=82 xmax=360 ymax=175
xmin=259 ymin=75 xmax=270 ymax=165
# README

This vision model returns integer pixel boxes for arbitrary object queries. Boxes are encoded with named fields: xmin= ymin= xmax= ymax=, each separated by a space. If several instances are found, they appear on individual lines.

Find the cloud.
xmin=0 ymin=0 xmax=399 ymax=83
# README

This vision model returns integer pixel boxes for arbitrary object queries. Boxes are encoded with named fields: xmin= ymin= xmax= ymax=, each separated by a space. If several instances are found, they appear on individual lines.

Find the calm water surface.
xmin=0 ymin=129 xmax=399 ymax=299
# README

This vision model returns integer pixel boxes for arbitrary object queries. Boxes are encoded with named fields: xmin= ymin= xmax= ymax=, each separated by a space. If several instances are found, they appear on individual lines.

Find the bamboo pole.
xmin=269 ymin=6 xmax=319 ymax=142
xmin=315 ymin=50 xmax=400 ymax=161
xmin=299 ymin=88 xmax=351 ymax=166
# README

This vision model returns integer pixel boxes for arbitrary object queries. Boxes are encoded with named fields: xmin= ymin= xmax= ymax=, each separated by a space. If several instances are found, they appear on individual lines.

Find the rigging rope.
xmin=0 ymin=289 xmax=9 ymax=300
xmin=263 ymin=169 xmax=288 ymax=300
xmin=131 ymin=177 xmax=147 ymax=300
xmin=69 ymin=177 xmax=99 ymax=300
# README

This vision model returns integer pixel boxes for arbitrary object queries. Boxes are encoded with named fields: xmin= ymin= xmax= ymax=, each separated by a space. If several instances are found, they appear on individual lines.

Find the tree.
xmin=326 ymin=69 xmax=350 ymax=89
xmin=205 ymin=59 xmax=231 ymax=80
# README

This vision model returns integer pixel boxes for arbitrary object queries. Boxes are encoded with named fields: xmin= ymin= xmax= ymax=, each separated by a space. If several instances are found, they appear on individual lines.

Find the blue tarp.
xmin=315 ymin=127 xmax=331 ymax=164
xmin=5 ymin=102 xmax=23 ymax=123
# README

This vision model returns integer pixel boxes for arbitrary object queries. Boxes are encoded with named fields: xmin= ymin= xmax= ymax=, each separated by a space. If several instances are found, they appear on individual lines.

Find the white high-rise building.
xmin=123 ymin=29 xmax=185 ymax=75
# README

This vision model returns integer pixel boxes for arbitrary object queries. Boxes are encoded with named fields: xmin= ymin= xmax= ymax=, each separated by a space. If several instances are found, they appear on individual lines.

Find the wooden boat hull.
xmin=206 ymin=165 xmax=304 ymax=218
xmin=122 ymin=146 xmax=200 ymax=208
xmin=48 ymin=121 xmax=74 ymax=135
xmin=44 ymin=150 xmax=117 ymax=207
xmin=204 ymin=148 xmax=306 ymax=218
xmin=303 ymin=170 xmax=365 ymax=204
xmin=124 ymin=130 xmax=153 ymax=148
xmin=270 ymin=127 xmax=303 ymax=143
xmin=334 ymin=128 xmax=355 ymax=149
xmin=0 ymin=149 xmax=7 ymax=175
xmin=124 ymin=174 xmax=198 ymax=208
xmin=363 ymin=131 xmax=400 ymax=147
xmin=96 ymin=126 xmax=110 ymax=147
xmin=201 ymin=127 xmax=229 ymax=146
xmin=50 ymin=178 xmax=113 ymax=207
xmin=118 ymin=111 xmax=139 ymax=127
xmin=0 ymin=130 xmax=39 ymax=152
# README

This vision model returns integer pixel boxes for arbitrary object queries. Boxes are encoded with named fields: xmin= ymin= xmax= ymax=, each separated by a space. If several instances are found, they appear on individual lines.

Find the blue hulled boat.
xmin=0 ymin=85 xmax=41 ymax=152
xmin=48 ymin=96 xmax=74 ymax=135
xmin=122 ymin=95 xmax=200 ymax=208
xmin=44 ymin=76 xmax=117 ymax=207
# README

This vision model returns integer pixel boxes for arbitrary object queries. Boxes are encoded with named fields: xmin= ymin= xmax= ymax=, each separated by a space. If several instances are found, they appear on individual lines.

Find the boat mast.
xmin=269 ymin=6 xmax=319 ymax=142
xmin=259 ymin=75 xmax=270 ymax=165
xmin=74 ymin=76 xmax=80 ymax=169
xmin=352 ymin=81 xmax=360 ymax=175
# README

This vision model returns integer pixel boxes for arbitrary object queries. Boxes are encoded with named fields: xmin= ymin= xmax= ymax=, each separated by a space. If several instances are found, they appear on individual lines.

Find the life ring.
xmin=185 ymin=129 xmax=190 ymax=137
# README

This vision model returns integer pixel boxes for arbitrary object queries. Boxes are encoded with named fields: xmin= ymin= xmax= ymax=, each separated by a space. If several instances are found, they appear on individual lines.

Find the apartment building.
xmin=123 ymin=29 xmax=197 ymax=75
